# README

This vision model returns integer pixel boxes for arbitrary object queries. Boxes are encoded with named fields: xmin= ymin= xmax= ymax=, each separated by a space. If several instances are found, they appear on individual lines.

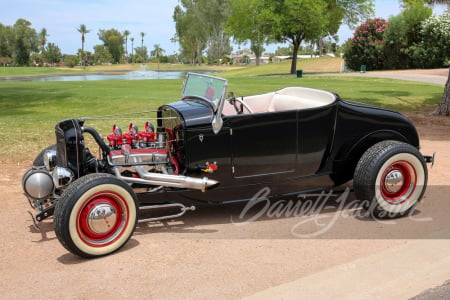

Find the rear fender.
xmin=331 ymin=130 xmax=412 ymax=185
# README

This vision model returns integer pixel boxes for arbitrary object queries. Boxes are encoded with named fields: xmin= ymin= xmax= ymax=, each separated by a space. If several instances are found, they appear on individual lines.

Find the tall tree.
xmin=38 ymin=28 xmax=48 ymax=54
xmin=264 ymin=0 xmax=329 ymax=74
xmin=77 ymin=24 xmax=90 ymax=66
xmin=98 ymin=28 xmax=124 ymax=63
xmin=227 ymin=0 xmax=273 ymax=66
xmin=0 ymin=23 xmax=13 ymax=59
xmin=77 ymin=24 xmax=90 ymax=53
xmin=43 ymin=42 xmax=62 ymax=66
xmin=173 ymin=0 xmax=211 ymax=65
xmin=123 ymin=30 xmax=130 ymax=58
xmin=140 ymin=32 xmax=146 ymax=49
xmin=130 ymin=37 xmax=134 ymax=63
xmin=151 ymin=44 xmax=165 ymax=61
xmin=13 ymin=19 xmax=38 ymax=66
xmin=259 ymin=0 xmax=373 ymax=74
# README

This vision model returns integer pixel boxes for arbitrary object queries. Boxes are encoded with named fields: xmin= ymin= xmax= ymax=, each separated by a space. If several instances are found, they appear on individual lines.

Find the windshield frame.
xmin=181 ymin=72 xmax=228 ymax=112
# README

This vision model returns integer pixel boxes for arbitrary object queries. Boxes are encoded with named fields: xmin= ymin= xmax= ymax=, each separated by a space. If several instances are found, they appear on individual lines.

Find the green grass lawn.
xmin=0 ymin=76 xmax=443 ymax=163
xmin=0 ymin=66 xmax=86 ymax=77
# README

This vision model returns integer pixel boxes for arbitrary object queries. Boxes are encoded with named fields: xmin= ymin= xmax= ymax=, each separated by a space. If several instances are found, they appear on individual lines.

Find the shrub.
xmin=407 ymin=11 xmax=450 ymax=68
xmin=343 ymin=18 xmax=388 ymax=71
xmin=64 ymin=55 xmax=79 ymax=68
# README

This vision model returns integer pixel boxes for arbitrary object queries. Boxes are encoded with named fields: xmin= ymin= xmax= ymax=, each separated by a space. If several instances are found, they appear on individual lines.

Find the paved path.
xmin=315 ymin=68 xmax=448 ymax=85
xmin=244 ymin=229 xmax=450 ymax=300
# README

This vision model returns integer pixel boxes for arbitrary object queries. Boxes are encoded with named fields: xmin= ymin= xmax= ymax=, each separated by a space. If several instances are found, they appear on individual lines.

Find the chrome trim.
xmin=43 ymin=149 xmax=57 ymax=171
xmin=138 ymin=203 xmax=196 ymax=223
xmin=87 ymin=203 xmax=118 ymax=234
xmin=113 ymin=167 xmax=219 ymax=192
xmin=52 ymin=166 xmax=74 ymax=189
xmin=23 ymin=169 xmax=54 ymax=199
xmin=384 ymin=170 xmax=404 ymax=193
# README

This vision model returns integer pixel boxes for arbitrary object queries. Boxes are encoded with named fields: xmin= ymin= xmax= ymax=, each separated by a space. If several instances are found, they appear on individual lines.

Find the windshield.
xmin=182 ymin=73 xmax=228 ymax=111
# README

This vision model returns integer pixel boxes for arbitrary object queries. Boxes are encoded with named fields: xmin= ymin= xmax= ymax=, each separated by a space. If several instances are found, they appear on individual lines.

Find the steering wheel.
xmin=228 ymin=94 xmax=254 ymax=114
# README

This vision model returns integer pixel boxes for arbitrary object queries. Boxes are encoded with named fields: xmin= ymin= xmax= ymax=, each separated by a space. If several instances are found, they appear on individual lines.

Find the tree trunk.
xmin=290 ymin=41 xmax=300 ymax=75
xmin=433 ymin=66 xmax=450 ymax=116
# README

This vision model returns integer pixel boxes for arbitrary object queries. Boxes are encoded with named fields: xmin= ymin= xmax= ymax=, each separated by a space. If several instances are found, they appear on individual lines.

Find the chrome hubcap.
xmin=87 ymin=203 xmax=117 ymax=235
xmin=384 ymin=169 xmax=404 ymax=194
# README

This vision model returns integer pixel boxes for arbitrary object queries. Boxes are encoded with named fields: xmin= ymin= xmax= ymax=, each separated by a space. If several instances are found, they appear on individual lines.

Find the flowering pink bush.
xmin=343 ymin=18 xmax=388 ymax=71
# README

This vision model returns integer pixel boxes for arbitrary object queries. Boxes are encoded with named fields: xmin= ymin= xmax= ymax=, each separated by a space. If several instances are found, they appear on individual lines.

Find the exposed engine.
xmin=22 ymin=117 xmax=219 ymax=224
xmin=106 ymin=122 xmax=172 ymax=169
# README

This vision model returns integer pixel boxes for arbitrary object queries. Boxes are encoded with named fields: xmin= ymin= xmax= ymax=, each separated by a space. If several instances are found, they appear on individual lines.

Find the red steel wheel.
xmin=354 ymin=141 xmax=427 ymax=218
xmin=55 ymin=174 xmax=138 ymax=258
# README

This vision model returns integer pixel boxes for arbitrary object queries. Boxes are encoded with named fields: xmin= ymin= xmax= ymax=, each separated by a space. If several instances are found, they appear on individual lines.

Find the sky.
xmin=0 ymin=0 xmax=448 ymax=55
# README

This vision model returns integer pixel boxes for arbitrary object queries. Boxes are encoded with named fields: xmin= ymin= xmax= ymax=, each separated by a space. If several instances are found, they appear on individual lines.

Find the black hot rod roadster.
xmin=23 ymin=73 xmax=434 ymax=258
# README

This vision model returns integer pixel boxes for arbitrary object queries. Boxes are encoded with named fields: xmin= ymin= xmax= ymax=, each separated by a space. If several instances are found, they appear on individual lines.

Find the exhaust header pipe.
xmin=114 ymin=166 xmax=219 ymax=192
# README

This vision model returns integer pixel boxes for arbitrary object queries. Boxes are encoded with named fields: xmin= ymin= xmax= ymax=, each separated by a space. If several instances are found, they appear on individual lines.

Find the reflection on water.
xmin=27 ymin=70 xmax=188 ymax=82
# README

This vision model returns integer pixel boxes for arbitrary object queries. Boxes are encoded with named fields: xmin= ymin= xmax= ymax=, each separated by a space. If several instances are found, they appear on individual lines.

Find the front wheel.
xmin=54 ymin=173 xmax=138 ymax=258
xmin=354 ymin=141 xmax=427 ymax=219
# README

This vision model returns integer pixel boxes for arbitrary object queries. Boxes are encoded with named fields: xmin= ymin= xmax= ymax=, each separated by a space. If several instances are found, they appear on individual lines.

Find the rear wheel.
xmin=54 ymin=173 xmax=138 ymax=258
xmin=354 ymin=141 xmax=427 ymax=219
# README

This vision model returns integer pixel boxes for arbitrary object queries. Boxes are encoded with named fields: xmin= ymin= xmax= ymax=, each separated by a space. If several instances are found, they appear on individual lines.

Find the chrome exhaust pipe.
xmin=114 ymin=167 xmax=219 ymax=192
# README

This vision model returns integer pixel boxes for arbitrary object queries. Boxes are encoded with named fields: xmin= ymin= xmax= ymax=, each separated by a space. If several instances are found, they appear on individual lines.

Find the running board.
xmin=138 ymin=203 xmax=196 ymax=223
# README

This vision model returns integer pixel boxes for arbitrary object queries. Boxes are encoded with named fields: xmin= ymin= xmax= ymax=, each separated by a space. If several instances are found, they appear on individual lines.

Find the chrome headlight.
xmin=23 ymin=168 xmax=54 ymax=200
xmin=52 ymin=167 xmax=73 ymax=189
xmin=43 ymin=149 xmax=57 ymax=171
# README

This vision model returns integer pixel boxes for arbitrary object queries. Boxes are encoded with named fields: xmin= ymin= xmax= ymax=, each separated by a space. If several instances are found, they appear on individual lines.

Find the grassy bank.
xmin=0 ymin=77 xmax=442 ymax=163
xmin=0 ymin=57 xmax=343 ymax=78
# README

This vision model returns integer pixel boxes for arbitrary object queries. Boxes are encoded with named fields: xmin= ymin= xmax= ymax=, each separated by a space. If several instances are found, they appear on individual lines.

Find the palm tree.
xmin=130 ymin=37 xmax=135 ymax=63
xmin=123 ymin=30 xmax=130 ymax=59
xmin=38 ymin=28 xmax=48 ymax=54
xmin=77 ymin=24 xmax=91 ymax=66
xmin=140 ymin=32 xmax=146 ymax=49
xmin=426 ymin=0 xmax=450 ymax=115
xmin=151 ymin=44 xmax=165 ymax=70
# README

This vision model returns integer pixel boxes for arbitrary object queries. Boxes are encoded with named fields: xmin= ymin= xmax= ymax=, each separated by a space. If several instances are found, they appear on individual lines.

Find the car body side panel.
xmin=228 ymin=111 xmax=298 ymax=178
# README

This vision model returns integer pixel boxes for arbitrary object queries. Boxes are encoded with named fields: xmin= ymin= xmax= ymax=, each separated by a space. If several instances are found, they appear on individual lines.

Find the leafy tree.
xmin=382 ymin=2 xmax=432 ymax=69
xmin=134 ymin=46 xmax=148 ymax=63
xmin=202 ymin=0 xmax=231 ymax=66
xmin=173 ymin=0 xmax=208 ymax=65
xmin=30 ymin=53 xmax=43 ymax=66
xmin=43 ymin=42 xmax=62 ymax=66
xmin=265 ymin=0 xmax=329 ymax=74
xmin=13 ymin=19 xmax=38 ymax=66
xmin=151 ymin=44 xmax=165 ymax=62
xmin=93 ymin=44 xmax=113 ymax=64
xmin=343 ymin=18 xmax=388 ymax=71
xmin=98 ymin=28 xmax=124 ymax=63
xmin=0 ymin=23 xmax=13 ymax=60
xmin=77 ymin=49 xmax=93 ymax=66
xmin=226 ymin=0 xmax=272 ymax=65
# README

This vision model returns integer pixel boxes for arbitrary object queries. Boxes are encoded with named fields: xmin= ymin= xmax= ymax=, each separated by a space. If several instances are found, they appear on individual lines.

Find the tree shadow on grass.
xmin=0 ymin=87 xmax=74 ymax=117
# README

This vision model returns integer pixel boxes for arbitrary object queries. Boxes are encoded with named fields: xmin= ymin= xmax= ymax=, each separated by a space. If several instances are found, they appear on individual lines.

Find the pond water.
xmin=26 ymin=70 xmax=190 ymax=82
